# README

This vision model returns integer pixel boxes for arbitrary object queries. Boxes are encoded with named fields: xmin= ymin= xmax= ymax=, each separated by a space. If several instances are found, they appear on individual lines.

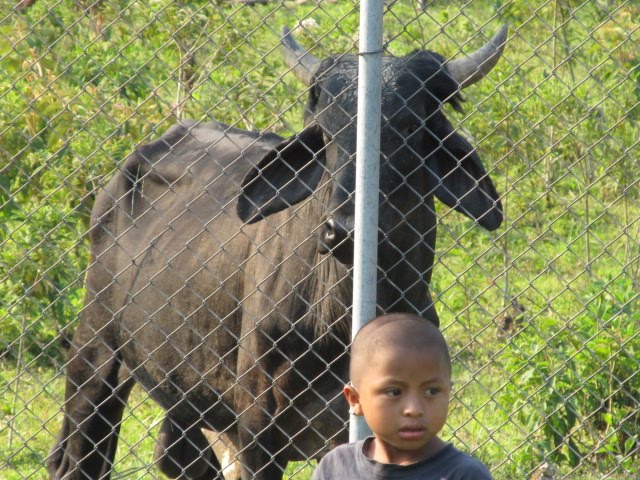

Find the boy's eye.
xmin=425 ymin=387 xmax=440 ymax=396
xmin=385 ymin=388 xmax=401 ymax=397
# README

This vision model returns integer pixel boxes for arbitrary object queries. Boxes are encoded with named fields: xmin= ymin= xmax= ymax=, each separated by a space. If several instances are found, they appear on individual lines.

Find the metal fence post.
xmin=350 ymin=0 xmax=384 ymax=443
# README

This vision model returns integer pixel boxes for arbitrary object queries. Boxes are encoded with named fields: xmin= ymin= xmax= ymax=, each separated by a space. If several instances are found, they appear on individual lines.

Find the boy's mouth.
xmin=398 ymin=427 xmax=426 ymax=439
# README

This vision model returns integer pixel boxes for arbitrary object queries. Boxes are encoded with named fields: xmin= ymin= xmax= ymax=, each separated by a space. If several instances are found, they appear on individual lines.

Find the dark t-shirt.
xmin=311 ymin=438 xmax=492 ymax=480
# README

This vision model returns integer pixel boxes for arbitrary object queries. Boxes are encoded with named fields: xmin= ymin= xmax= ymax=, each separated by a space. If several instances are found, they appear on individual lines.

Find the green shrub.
xmin=498 ymin=277 xmax=639 ymax=474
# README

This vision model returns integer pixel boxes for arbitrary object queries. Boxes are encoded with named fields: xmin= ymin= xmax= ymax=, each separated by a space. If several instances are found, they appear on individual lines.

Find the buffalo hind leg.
xmin=48 ymin=326 xmax=133 ymax=479
xmin=154 ymin=416 xmax=222 ymax=479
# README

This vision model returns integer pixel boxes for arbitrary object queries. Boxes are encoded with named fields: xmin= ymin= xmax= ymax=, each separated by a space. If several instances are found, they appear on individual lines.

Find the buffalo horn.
xmin=281 ymin=26 xmax=321 ymax=85
xmin=446 ymin=24 xmax=508 ymax=89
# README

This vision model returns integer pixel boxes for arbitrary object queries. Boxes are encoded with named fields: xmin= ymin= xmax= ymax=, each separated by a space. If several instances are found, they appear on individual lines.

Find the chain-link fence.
xmin=1 ymin=1 xmax=639 ymax=479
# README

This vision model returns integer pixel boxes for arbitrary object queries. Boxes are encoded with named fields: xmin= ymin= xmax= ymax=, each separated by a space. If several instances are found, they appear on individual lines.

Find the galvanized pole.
xmin=350 ymin=0 xmax=384 ymax=442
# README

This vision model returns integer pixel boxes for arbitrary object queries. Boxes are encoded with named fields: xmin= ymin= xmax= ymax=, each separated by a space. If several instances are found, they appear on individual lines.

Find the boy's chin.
xmin=371 ymin=435 xmax=443 ymax=465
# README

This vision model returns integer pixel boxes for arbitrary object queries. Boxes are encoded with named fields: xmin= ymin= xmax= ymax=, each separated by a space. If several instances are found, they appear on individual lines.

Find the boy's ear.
xmin=343 ymin=384 xmax=363 ymax=416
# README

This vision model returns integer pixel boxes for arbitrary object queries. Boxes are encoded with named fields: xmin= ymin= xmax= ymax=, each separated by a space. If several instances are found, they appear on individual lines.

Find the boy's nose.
xmin=403 ymin=397 xmax=424 ymax=417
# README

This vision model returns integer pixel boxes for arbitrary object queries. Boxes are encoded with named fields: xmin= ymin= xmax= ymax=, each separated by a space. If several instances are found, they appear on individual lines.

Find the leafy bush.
xmin=498 ymin=277 xmax=639 ymax=474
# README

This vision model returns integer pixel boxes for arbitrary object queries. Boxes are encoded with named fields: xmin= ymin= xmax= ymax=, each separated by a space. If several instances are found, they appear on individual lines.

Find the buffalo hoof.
xmin=46 ymin=434 xmax=65 ymax=478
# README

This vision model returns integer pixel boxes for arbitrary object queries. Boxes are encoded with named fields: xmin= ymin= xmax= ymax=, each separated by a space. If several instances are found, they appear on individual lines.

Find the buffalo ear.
xmin=237 ymin=124 xmax=326 ymax=224
xmin=427 ymin=122 xmax=503 ymax=231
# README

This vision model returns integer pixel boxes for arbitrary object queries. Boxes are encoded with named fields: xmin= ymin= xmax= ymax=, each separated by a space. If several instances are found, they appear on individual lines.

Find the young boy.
xmin=312 ymin=312 xmax=492 ymax=479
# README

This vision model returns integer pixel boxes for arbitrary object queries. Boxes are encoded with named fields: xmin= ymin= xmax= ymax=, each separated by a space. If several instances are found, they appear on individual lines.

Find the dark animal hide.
xmin=49 ymin=25 xmax=507 ymax=480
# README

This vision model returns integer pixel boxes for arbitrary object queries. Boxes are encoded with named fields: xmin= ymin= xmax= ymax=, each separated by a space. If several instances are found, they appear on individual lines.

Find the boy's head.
xmin=349 ymin=313 xmax=451 ymax=386
xmin=344 ymin=313 xmax=452 ymax=465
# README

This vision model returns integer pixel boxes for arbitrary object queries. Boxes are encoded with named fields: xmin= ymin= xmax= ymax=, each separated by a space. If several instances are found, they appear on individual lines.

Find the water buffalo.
xmin=49 ymin=25 xmax=507 ymax=480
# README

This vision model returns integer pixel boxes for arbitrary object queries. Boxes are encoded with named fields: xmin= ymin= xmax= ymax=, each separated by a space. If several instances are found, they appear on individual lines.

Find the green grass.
xmin=0 ymin=364 xmax=317 ymax=479
xmin=2 ymin=359 xmax=637 ymax=479
xmin=1 ymin=0 xmax=639 ymax=478
xmin=0 ymin=365 xmax=159 ymax=479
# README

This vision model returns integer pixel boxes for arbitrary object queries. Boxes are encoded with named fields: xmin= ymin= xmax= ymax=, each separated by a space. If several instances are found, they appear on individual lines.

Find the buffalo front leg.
xmin=202 ymin=430 xmax=241 ymax=480
xmin=154 ymin=416 xmax=222 ymax=479
xmin=48 ymin=324 xmax=133 ymax=480
xmin=237 ymin=423 xmax=286 ymax=480
xmin=236 ymin=395 xmax=290 ymax=480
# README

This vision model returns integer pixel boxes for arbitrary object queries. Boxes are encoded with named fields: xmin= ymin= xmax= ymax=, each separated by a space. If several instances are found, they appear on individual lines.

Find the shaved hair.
xmin=349 ymin=313 xmax=450 ymax=386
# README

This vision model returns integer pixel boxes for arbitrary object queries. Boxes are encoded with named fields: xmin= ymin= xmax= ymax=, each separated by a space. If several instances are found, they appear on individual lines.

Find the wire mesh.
xmin=1 ymin=1 xmax=639 ymax=479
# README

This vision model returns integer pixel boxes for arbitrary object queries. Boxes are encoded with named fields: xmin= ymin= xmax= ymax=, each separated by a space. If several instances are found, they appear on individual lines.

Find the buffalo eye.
xmin=401 ymin=122 xmax=422 ymax=139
